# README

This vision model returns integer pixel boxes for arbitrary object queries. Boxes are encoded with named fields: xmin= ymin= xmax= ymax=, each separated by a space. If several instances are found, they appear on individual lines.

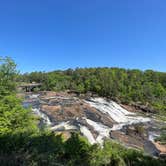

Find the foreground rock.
xmin=154 ymin=142 xmax=166 ymax=158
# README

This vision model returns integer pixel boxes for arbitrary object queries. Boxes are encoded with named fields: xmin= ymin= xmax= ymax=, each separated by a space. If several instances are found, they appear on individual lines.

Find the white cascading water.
xmin=148 ymin=131 xmax=160 ymax=142
xmin=78 ymin=98 xmax=151 ymax=144
xmin=84 ymin=118 xmax=110 ymax=144
xmin=29 ymin=94 xmax=40 ymax=99
xmin=85 ymin=98 xmax=150 ymax=131
xmin=32 ymin=108 xmax=52 ymax=126
xmin=51 ymin=121 xmax=77 ymax=131
xmin=79 ymin=125 xmax=96 ymax=144
xmin=28 ymin=94 xmax=52 ymax=126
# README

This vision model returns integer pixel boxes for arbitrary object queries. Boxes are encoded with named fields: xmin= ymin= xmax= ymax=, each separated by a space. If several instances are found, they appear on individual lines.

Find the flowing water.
xmin=79 ymin=125 xmax=96 ymax=144
xmin=51 ymin=121 xmax=77 ymax=131
xmin=23 ymin=94 xmax=164 ymax=156
xmin=32 ymin=108 xmax=52 ymax=126
xmin=84 ymin=117 xmax=110 ymax=144
xmin=85 ymin=98 xmax=150 ymax=130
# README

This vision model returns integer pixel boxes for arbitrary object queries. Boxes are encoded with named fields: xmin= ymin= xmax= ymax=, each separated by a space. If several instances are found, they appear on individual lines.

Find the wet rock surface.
xmin=111 ymin=130 xmax=145 ymax=149
xmin=40 ymin=98 xmax=114 ymax=127
xmin=22 ymin=91 xmax=166 ymax=158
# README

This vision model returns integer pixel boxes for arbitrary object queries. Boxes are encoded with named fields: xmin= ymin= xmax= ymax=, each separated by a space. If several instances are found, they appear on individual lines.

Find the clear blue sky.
xmin=0 ymin=0 xmax=166 ymax=73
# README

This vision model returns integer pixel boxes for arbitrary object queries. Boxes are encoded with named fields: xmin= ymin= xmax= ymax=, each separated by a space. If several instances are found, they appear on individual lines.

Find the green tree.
xmin=0 ymin=57 xmax=17 ymax=96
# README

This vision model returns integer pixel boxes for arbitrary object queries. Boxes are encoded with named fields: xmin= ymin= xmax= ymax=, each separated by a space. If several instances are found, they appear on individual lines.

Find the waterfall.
xmin=85 ymin=98 xmax=150 ymax=130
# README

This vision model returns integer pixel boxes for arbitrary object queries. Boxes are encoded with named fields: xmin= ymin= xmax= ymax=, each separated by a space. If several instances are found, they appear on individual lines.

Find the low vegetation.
xmin=1 ymin=132 xmax=166 ymax=166
xmin=156 ymin=130 xmax=166 ymax=145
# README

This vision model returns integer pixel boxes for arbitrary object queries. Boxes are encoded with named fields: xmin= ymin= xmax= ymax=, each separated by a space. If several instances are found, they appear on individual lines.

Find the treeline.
xmin=20 ymin=67 xmax=166 ymax=112
xmin=0 ymin=57 xmax=166 ymax=165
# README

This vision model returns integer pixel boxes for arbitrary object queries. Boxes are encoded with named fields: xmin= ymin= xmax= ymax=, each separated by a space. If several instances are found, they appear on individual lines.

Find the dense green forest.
xmin=0 ymin=57 xmax=166 ymax=165
xmin=20 ymin=67 xmax=166 ymax=114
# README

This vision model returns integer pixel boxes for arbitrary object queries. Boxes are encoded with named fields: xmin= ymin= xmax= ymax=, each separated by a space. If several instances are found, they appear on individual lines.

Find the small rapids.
xmin=148 ymin=131 xmax=160 ymax=142
xmin=84 ymin=118 xmax=110 ymax=144
xmin=79 ymin=125 xmax=96 ymax=144
xmin=32 ymin=108 xmax=52 ymax=126
xmin=85 ymin=98 xmax=150 ymax=130
xmin=23 ymin=94 xmax=52 ymax=126
xmin=51 ymin=121 xmax=77 ymax=131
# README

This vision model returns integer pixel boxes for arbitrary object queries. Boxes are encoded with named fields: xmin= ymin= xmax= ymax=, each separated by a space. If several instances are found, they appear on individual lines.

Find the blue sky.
xmin=0 ymin=0 xmax=166 ymax=73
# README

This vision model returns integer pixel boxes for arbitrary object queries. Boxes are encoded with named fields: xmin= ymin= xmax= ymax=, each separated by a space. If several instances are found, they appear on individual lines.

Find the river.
xmin=23 ymin=93 xmax=165 ymax=156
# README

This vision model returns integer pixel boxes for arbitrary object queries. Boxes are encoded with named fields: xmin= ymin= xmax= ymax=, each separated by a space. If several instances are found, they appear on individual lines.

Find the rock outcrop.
xmin=23 ymin=91 xmax=165 ymax=157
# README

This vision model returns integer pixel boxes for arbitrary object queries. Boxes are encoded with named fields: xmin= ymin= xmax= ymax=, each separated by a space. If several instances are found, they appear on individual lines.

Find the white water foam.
xmin=79 ymin=125 xmax=96 ymax=144
xmin=148 ymin=131 xmax=160 ymax=142
xmin=84 ymin=118 xmax=110 ymax=144
xmin=29 ymin=94 xmax=40 ymax=99
xmin=32 ymin=108 xmax=52 ymax=126
xmin=85 ymin=98 xmax=150 ymax=131
xmin=51 ymin=121 xmax=77 ymax=131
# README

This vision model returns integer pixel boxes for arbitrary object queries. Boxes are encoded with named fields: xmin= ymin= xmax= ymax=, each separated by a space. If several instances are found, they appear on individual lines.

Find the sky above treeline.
xmin=0 ymin=0 xmax=166 ymax=73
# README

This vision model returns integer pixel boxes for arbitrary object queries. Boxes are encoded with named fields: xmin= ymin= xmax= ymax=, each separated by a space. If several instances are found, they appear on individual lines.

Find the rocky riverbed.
xmin=22 ymin=91 xmax=166 ymax=158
